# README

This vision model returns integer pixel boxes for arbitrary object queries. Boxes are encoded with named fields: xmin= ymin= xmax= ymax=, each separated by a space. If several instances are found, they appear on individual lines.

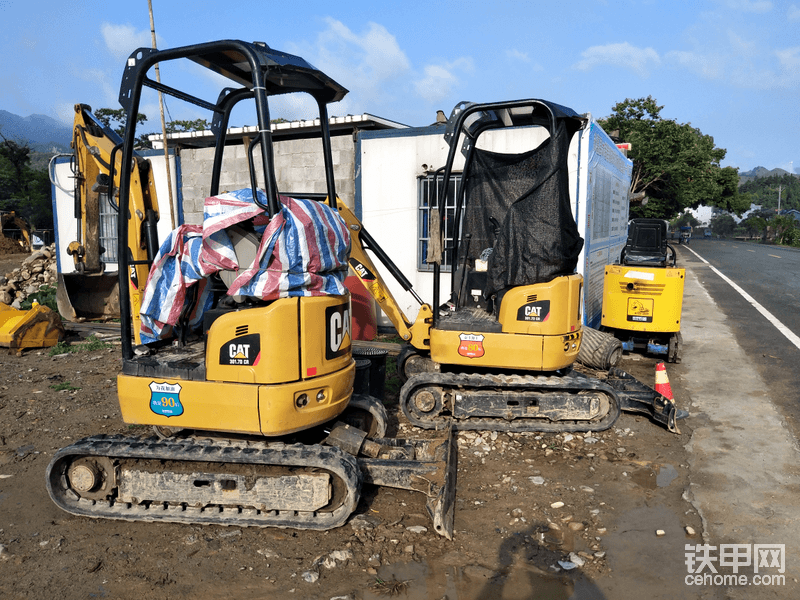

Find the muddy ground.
xmin=0 ymin=255 xmax=697 ymax=600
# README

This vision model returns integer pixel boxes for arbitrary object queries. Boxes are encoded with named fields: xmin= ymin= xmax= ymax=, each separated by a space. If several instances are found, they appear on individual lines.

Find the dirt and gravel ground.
xmin=0 ymin=254 xmax=697 ymax=600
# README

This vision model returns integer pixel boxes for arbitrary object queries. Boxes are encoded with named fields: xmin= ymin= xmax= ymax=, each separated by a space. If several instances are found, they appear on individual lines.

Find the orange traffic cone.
xmin=655 ymin=362 xmax=674 ymax=400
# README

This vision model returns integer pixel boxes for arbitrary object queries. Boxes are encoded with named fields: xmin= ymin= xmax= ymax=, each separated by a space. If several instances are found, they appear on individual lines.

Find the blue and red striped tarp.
xmin=139 ymin=188 xmax=350 ymax=344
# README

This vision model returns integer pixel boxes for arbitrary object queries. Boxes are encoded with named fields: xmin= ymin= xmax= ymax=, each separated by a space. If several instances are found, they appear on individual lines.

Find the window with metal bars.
xmin=98 ymin=192 xmax=118 ymax=264
xmin=417 ymin=172 xmax=461 ymax=272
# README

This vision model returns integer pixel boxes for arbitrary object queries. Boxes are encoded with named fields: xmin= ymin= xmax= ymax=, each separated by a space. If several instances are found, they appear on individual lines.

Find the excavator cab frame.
xmin=435 ymin=100 xmax=586 ymax=310
xmin=115 ymin=40 xmax=348 ymax=359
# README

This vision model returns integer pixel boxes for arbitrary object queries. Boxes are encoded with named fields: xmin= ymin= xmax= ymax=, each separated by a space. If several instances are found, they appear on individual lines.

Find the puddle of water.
xmin=656 ymin=464 xmax=678 ymax=487
xmin=600 ymin=505 xmax=690 ymax=599
xmin=361 ymin=560 xmax=574 ymax=600
xmin=630 ymin=464 xmax=678 ymax=489
xmin=361 ymin=544 xmax=608 ymax=600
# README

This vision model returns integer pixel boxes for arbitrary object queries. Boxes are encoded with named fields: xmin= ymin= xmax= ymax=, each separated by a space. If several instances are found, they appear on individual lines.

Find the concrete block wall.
xmin=179 ymin=135 xmax=356 ymax=224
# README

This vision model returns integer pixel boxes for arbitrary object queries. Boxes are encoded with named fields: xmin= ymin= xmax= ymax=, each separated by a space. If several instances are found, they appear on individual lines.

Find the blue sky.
xmin=1 ymin=0 xmax=798 ymax=173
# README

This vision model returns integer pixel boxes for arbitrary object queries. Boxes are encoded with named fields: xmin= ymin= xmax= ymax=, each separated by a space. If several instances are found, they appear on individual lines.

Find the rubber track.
xmin=400 ymin=372 xmax=621 ymax=433
xmin=46 ymin=434 xmax=361 ymax=531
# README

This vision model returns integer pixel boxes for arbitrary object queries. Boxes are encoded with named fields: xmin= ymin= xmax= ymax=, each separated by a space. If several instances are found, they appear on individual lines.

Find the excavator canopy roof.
xmin=120 ymin=40 xmax=348 ymax=109
xmin=186 ymin=41 xmax=348 ymax=103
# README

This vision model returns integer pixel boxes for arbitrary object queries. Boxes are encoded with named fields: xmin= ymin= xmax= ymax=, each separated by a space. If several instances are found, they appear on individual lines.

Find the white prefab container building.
xmin=355 ymin=115 xmax=632 ymax=329
xmin=50 ymin=110 xmax=630 ymax=331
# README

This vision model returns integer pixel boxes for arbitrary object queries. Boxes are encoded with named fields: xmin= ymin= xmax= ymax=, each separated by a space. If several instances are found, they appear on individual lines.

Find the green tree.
xmin=598 ymin=96 xmax=749 ymax=220
xmin=673 ymin=212 xmax=700 ymax=228
xmin=0 ymin=133 xmax=53 ymax=230
xmin=738 ymin=173 xmax=799 ymax=212
xmin=771 ymin=215 xmax=799 ymax=246
xmin=165 ymin=118 xmax=210 ymax=133
xmin=94 ymin=108 xmax=149 ymax=146
xmin=710 ymin=214 xmax=736 ymax=237
xmin=740 ymin=215 xmax=767 ymax=239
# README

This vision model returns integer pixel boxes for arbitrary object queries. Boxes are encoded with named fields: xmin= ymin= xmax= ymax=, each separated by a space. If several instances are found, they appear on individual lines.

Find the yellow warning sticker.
xmin=627 ymin=297 xmax=654 ymax=323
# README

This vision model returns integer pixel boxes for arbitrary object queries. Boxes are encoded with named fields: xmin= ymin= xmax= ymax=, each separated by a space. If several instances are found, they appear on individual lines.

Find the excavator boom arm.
xmin=326 ymin=197 xmax=432 ymax=348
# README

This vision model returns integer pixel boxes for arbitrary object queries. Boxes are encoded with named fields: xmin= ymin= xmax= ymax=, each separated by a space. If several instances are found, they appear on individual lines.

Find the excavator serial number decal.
xmin=149 ymin=382 xmax=184 ymax=417
xmin=326 ymin=303 xmax=351 ymax=360
xmin=219 ymin=333 xmax=261 ymax=366
xmin=458 ymin=333 xmax=485 ymax=358
xmin=516 ymin=300 xmax=551 ymax=322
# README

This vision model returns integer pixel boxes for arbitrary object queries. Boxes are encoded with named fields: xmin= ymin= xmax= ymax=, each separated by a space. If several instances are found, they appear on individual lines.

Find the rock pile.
xmin=0 ymin=244 xmax=58 ymax=308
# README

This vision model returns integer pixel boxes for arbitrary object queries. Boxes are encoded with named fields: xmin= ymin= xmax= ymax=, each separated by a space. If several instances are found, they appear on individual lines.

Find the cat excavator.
xmin=46 ymin=40 xmax=455 ymax=539
xmin=338 ymin=99 xmax=686 ymax=434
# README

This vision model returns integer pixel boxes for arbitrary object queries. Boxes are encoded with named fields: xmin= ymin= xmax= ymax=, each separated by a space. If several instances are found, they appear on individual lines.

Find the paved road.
xmin=681 ymin=238 xmax=800 ymax=337
xmin=674 ymin=239 xmax=800 ymax=439
xmin=674 ymin=256 xmax=800 ymax=599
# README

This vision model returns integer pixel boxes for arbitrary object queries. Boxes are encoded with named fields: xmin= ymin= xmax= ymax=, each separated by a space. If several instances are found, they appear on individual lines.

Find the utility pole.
xmin=769 ymin=185 xmax=783 ymax=214
xmin=148 ymin=0 xmax=176 ymax=229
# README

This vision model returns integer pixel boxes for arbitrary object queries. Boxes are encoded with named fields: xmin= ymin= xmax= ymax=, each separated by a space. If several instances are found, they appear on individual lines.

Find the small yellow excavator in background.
xmin=601 ymin=218 xmax=685 ymax=363
xmin=0 ymin=211 xmax=31 ymax=252
xmin=46 ymin=40 xmax=455 ymax=539
xmin=0 ymin=211 xmax=64 ymax=351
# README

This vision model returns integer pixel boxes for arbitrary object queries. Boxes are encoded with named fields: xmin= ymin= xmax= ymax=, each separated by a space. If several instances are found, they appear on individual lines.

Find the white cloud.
xmin=573 ymin=42 xmax=661 ymax=77
xmin=101 ymin=22 xmax=154 ymax=62
xmin=413 ymin=58 xmax=473 ymax=104
xmin=305 ymin=18 xmax=410 ymax=114
xmin=506 ymin=49 xmax=530 ymax=62
xmin=73 ymin=67 xmax=119 ymax=108
xmin=286 ymin=19 xmax=475 ymax=118
xmin=322 ymin=18 xmax=410 ymax=82
xmin=505 ymin=49 xmax=545 ymax=72
xmin=775 ymin=46 xmax=800 ymax=83
xmin=665 ymin=50 xmax=724 ymax=80
xmin=414 ymin=65 xmax=458 ymax=104
xmin=719 ymin=0 xmax=772 ymax=12
xmin=266 ymin=93 xmax=322 ymax=122
xmin=660 ymin=8 xmax=800 ymax=92
xmin=54 ymin=103 xmax=75 ymax=125
xmin=789 ymin=4 xmax=800 ymax=20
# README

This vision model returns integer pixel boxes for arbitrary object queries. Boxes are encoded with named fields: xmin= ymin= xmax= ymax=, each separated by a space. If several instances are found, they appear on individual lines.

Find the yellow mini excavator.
xmin=337 ymin=100 xmax=686 ymax=434
xmin=46 ymin=40 xmax=455 ymax=538
xmin=601 ymin=218 xmax=685 ymax=362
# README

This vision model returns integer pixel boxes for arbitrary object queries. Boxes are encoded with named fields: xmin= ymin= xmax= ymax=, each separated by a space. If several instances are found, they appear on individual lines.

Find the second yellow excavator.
xmin=338 ymin=100 xmax=686 ymax=434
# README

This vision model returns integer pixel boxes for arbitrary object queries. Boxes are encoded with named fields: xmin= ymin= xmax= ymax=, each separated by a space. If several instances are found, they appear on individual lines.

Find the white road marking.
xmin=683 ymin=246 xmax=800 ymax=351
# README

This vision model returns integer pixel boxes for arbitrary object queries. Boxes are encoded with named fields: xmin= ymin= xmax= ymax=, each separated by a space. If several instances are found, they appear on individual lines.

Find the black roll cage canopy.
xmin=114 ymin=39 xmax=348 ymax=357
xmin=430 ymin=99 xmax=586 ymax=323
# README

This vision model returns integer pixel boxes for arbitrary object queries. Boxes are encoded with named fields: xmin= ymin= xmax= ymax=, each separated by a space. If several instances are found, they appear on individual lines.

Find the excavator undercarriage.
xmin=400 ymin=371 xmax=621 ymax=433
xmin=47 ymin=422 xmax=457 ymax=537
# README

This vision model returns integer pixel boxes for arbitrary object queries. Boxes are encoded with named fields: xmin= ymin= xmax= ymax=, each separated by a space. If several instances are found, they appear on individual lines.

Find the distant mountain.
xmin=0 ymin=110 xmax=71 ymax=152
xmin=739 ymin=166 xmax=794 ymax=184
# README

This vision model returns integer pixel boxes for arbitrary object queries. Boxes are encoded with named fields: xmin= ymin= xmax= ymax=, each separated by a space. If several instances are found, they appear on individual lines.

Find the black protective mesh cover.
xmin=461 ymin=119 xmax=584 ymax=299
